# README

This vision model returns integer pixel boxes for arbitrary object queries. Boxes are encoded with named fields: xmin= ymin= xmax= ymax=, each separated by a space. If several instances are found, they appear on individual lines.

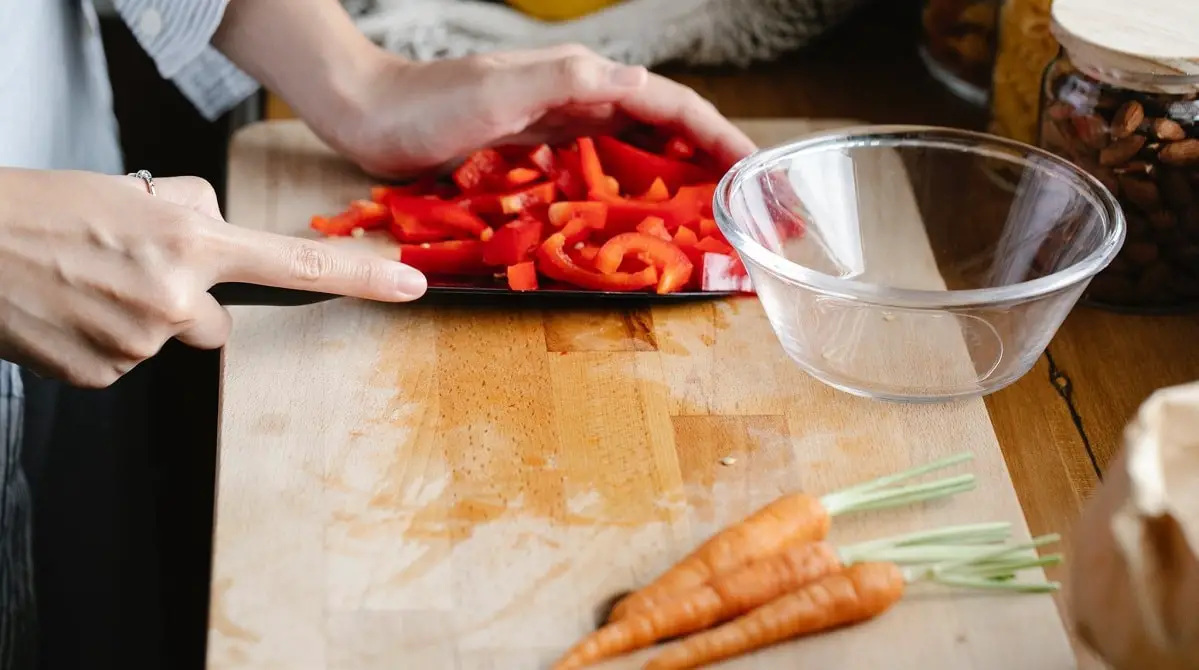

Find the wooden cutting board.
xmin=208 ymin=119 xmax=1076 ymax=669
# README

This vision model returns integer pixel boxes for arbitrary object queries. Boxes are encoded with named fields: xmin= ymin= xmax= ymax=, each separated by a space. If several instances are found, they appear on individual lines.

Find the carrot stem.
xmin=826 ymin=452 xmax=973 ymax=499
xmin=837 ymin=522 xmax=1013 ymax=565
xmin=902 ymin=534 xmax=1064 ymax=592
xmin=821 ymin=474 xmax=976 ymax=516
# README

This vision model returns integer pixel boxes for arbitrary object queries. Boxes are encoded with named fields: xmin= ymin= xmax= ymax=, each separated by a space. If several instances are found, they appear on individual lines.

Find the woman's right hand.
xmin=0 ymin=168 xmax=427 ymax=388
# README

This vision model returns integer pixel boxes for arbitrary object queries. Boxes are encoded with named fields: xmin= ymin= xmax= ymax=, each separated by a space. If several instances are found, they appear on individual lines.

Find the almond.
xmin=1150 ymin=118 xmax=1187 ymax=141
xmin=1113 ymin=161 xmax=1154 ymax=176
xmin=1072 ymin=114 xmax=1111 ymax=150
xmin=1160 ymin=170 xmax=1193 ymax=209
xmin=1158 ymin=139 xmax=1199 ymax=166
xmin=1100 ymin=135 xmax=1148 ymax=166
xmin=1110 ymin=101 xmax=1145 ymax=139
xmin=1118 ymin=175 xmax=1161 ymax=210
xmin=1125 ymin=241 xmax=1160 ymax=266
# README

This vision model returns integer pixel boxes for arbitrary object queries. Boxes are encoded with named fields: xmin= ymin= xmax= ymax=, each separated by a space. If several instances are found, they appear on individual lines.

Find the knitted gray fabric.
xmin=350 ymin=0 xmax=874 ymax=67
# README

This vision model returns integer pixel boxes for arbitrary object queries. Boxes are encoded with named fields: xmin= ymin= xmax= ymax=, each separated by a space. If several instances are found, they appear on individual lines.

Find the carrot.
xmin=607 ymin=453 xmax=977 ymax=622
xmin=644 ymin=537 xmax=1064 ymax=670
xmin=551 ymin=523 xmax=1013 ymax=670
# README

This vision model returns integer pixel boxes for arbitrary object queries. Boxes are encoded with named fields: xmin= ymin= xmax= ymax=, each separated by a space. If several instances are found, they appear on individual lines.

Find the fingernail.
xmin=393 ymin=263 xmax=428 ymax=298
xmin=610 ymin=65 xmax=646 ymax=87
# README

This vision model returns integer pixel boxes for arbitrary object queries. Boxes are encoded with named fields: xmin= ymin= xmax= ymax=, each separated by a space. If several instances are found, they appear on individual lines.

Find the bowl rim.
xmin=712 ymin=125 xmax=1128 ymax=310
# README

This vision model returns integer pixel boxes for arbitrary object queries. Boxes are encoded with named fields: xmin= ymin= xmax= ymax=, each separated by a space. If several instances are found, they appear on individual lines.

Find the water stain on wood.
xmin=543 ymin=308 xmax=658 ymax=352
xmin=209 ymin=578 xmax=262 ymax=644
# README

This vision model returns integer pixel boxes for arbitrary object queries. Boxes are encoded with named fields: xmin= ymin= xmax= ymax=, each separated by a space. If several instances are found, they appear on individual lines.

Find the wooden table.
xmin=235 ymin=4 xmax=1199 ymax=667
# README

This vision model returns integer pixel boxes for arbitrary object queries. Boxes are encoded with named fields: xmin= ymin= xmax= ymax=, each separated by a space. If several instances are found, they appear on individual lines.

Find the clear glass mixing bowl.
xmin=714 ymin=126 xmax=1125 ymax=403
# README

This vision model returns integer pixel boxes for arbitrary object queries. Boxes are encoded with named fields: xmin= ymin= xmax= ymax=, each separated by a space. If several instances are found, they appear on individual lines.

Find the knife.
xmin=208 ymin=282 xmax=740 ymax=306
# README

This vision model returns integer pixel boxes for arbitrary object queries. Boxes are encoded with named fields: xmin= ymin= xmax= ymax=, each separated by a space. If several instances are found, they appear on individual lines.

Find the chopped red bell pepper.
xmin=673 ymin=225 xmax=699 ymax=248
xmin=506 ymin=261 xmax=539 ymax=291
xmin=528 ymin=144 xmax=555 ymax=174
xmin=548 ymin=201 xmax=607 ymax=229
xmin=505 ymin=167 xmax=542 ymax=187
xmin=551 ymin=148 xmax=588 ymax=200
xmin=389 ymin=213 xmax=459 ymax=244
xmin=594 ymin=232 xmax=694 ymax=295
xmin=636 ymin=216 xmax=671 ymax=241
xmin=674 ymin=184 xmax=717 ymax=218
xmin=698 ymin=252 xmax=754 ymax=293
xmin=560 ymin=216 xmax=604 ymax=245
xmin=593 ymin=192 xmax=703 ymax=232
xmin=694 ymin=235 xmax=734 ymax=256
xmin=537 ymin=233 xmax=658 ymax=292
xmin=388 ymin=196 xmax=489 ymax=238
xmin=453 ymin=148 xmax=508 ymax=193
xmin=399 ymin=240 xmax=490 ymax=276
xmin=483 ymin=218 xmax=543 ymax=267
xmin=594 ymin=136 xmax=713 ymax=195
xmin=663 ymin=136 xmax=695 ymax=161
xmin=348 ymin=200 xmax=390 ymax=229
xmin=639 ymin=177 xmax=670 ymax=203
xmin=499 ymin=182 xmax=556 ymax=215
xmin=576 ymin=137 xmax=615 ymax=197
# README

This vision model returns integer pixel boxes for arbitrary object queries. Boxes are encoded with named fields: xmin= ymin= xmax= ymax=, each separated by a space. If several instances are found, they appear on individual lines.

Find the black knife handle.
xmin=208 ymin=283 xmax=341 ymax=307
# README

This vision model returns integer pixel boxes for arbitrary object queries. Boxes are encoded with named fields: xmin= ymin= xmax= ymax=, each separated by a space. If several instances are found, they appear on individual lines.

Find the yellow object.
xmin=988 ymin=0 xmax=1058 ymax=145
xmin=506 ymin=0 xmax=622 ymax=22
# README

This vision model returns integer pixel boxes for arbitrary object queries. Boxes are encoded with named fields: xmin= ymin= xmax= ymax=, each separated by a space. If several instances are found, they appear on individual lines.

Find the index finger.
xmin=210 ymin=224 xmax=428 ymax=302
xmin=615 ymin=73 xmax=758 ymax=169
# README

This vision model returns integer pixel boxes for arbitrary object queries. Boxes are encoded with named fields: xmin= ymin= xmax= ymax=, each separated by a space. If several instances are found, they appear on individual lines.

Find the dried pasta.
xmin=988 ymin=0 xmax=1059 ymax=145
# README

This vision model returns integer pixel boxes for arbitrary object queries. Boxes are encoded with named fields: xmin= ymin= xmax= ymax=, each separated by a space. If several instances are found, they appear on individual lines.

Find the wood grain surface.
xmin=209 ymin=118 xmax=1075 ymax=669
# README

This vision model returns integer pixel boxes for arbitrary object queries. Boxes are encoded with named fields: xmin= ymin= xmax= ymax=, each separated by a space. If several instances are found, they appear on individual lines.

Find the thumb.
xmin=515 ymin=50 xmax=648 ymax=109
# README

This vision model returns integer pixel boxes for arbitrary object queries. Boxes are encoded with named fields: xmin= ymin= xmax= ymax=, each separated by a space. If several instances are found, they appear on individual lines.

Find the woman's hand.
xmin=0 ymin=169 xmax=426 ymax=388
xmin=317 ymin=44 xmax=759 ymax=179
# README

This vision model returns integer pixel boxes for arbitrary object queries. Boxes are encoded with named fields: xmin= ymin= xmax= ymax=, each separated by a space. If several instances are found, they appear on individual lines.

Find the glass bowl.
xmin=713 ymin=125 xmax=1125 ymax=403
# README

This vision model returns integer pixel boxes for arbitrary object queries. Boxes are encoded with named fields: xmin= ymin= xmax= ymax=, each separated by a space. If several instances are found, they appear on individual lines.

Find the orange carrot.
xmin=553 ymin=522 xmax=1014 ymax=669
xmin=643 ymin=536 xmax=1065 ymax=670
xmin=607 ymin=453 xmax=976 ymax=622
xmin=554 ymin=542 xmax=841 ymax=670
xmin=643 ymin=562 xmax=906 ymax=670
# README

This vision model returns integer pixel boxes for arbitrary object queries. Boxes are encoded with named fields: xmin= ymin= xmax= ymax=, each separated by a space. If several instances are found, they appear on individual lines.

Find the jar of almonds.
xmin=919 ymin=0 xmax=1000 ymax=106
xmin=1037 ymin=0 xmax=1199 ymax=313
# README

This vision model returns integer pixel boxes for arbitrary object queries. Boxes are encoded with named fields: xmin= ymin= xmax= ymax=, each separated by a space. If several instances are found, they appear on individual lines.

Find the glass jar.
xmin=988 ymin=0 xmax=1057 ymax=146
xmin=919 ymin=0 xmax=1000 ymax=106
xmin=1037 ymin=46 xmax=1199 ymax=312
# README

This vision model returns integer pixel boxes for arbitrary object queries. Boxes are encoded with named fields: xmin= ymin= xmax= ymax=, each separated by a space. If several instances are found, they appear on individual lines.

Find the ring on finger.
xmin=127 ymin=169 xmax=156 ymax=196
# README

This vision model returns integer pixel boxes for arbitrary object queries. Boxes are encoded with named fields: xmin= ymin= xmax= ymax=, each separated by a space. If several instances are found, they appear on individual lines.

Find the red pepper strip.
xmin=537 ymin=233 xmax=658 ymax=292
xmin=348 ymin=200 xmax=390 ymax=230
xmin=575 ymin=244 xmax=601 ymax=266
xmin=673 ymin=225 xmax=699 ymax=248
xmin=639 ymin=177 xmax=670 ymax=203
xmin=506 ymin=261 xmax=539 ymax=291
xmin=663 ymin=136 xmax=695 ymax=161
xmin=594 ymin=136 xmax=711 ymax=194
xmin=694 ymin=235 xmax=734 ymax=256
xmin=499 ymin=182 xmax=556 ymax=215
xmin=561 ymin=216 xmax=604 ymax=245
xmin=483 ymin=218 xmax=543 ymax=267
xmin=389 ymin=213 xmax=459 ymax=244
xmin=552 ymin=148 xmax=588 ymax=200
xmin=548 ymin=201 xmax=607 ymax=228
xmin=310 ymin=213 xmax=359 ymax=236
xmin=505 ymin=167 xmax=541 ymax=187
xmin=399 ymin=240 xmax=491 ymax=276
xmin=576 ymin=137 xmax=615 ymax=197
xmin=388 ymin=196 xmax=489 ymax=238
xmin=528 ymin=144 xmax=555 ymax=173
xmin=592 ymin=190 xmax=702 ymax=232
xmin=370 ymin=177 xmax=440 ymax=204
xmin=636 ymin=216 xmax=671 ymax=241
xmin=453 ymin=148 xmax=508 ymax=194
xmin=699 ymin=252 xmax=754 ymax=293
xmin=698 ymin=217 xmax=720 ymax=239
xmin=594 ymin=232 xmax=694 ymax=295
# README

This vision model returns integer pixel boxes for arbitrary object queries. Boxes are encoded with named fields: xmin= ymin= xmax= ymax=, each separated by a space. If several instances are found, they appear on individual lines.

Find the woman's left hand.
xmin=317 ymin=44 xmax=758 ymax=179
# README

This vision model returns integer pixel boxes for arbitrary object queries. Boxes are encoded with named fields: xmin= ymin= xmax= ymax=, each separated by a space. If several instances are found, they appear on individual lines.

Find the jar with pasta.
xmin=988 ymin=0 xmax=1057 ymax=146
xmin=1037 ymin=0 xmax=1199 ymax=313
xmin=919 ymin=0 xmax=999 ymax=106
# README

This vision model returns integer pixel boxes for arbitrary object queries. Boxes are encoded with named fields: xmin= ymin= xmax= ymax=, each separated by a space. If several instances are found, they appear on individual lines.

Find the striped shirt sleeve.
xmin=112 ymin=0 xmax=260 ymax=121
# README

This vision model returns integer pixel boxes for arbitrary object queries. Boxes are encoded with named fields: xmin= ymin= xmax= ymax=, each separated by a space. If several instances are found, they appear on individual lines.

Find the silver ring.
xmin=127 ymin=169 xmax=156 ymax=196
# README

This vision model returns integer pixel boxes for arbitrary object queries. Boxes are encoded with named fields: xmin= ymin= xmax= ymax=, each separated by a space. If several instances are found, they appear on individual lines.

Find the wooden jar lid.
xmin=1051 ymin=0 xmax=1199 ymax=92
